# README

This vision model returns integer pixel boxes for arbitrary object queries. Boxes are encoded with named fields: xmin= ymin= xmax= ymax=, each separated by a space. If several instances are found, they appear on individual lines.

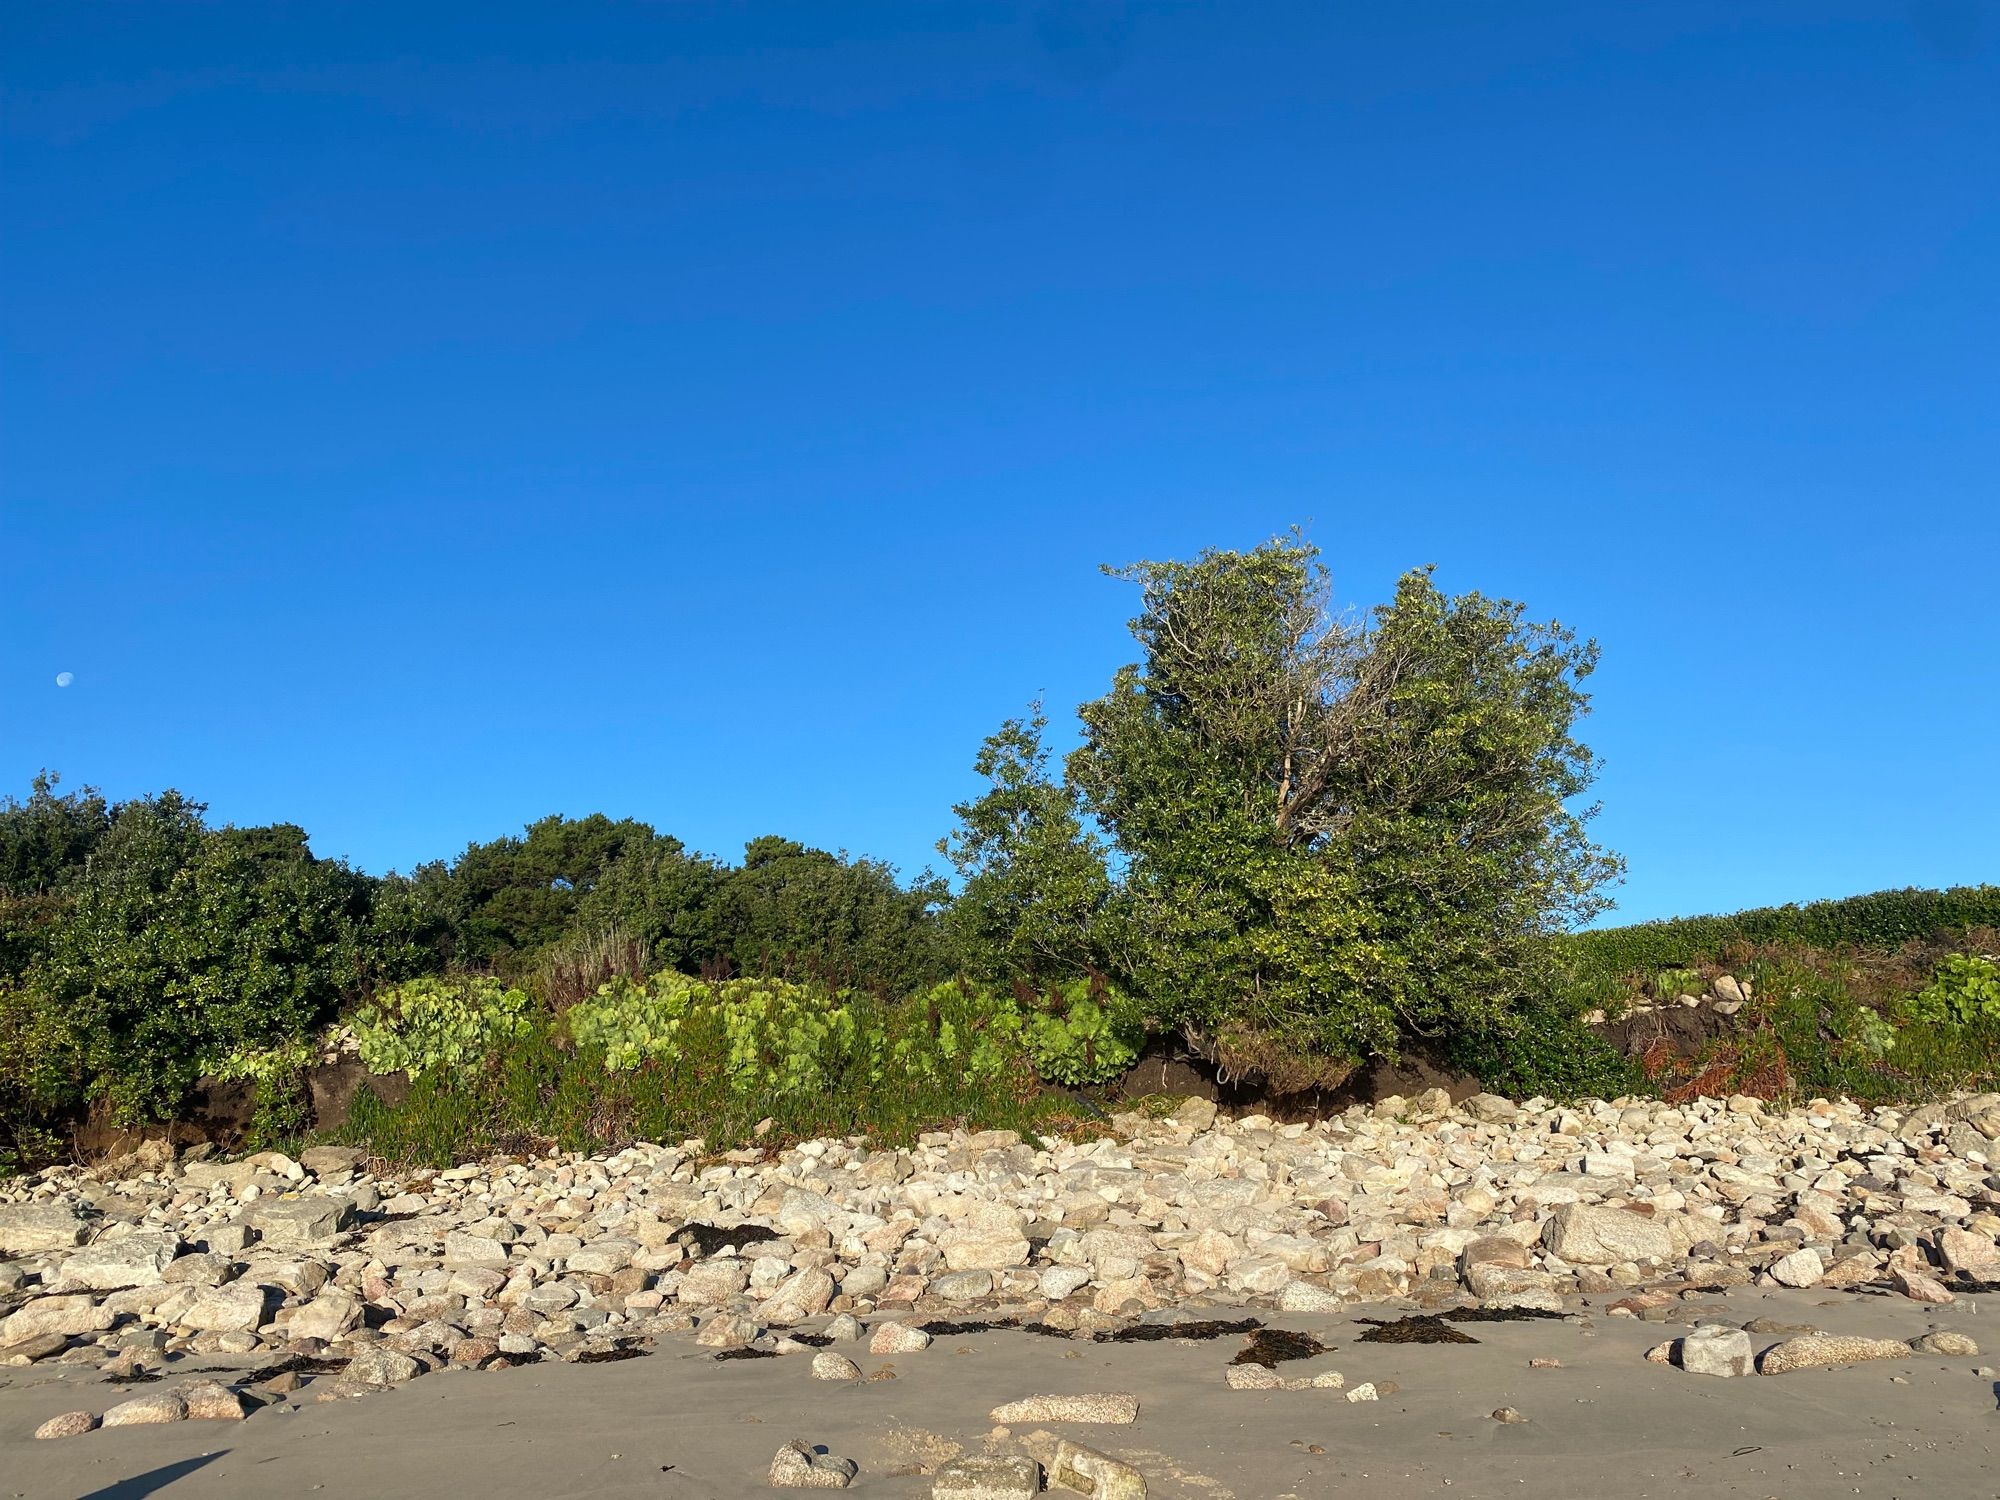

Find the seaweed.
xmin=249 ymin=1354 xmax=351 ymax=1380
xmin=574 ymin=1345 xmax=650 ymax=1364
xmin=1356 ymin=1316 xmax=1479 ymax=1345
xmin=1105 ymin=1318 xmax=1263 ymax=1345
xmin=713 ymin=1347 xmax=780 ymax=1361
xmin=916 ymin=1318 xmax=1022 ymax=1336
xmin=791 ymin=1332 xmax=833 ymax=1348
xmin=1440 ymin=1306 xmax=1566 ymax=1323
xmin=679 ymin=1223 xmax=782 ymax=1257
xmin=1231 ymin=1328 xmax=1329 ymax=1367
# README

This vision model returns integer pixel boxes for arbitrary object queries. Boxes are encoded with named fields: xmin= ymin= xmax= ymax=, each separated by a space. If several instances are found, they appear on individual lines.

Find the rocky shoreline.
xmin=5 ymin=1086 xmax=2000 ymax=1492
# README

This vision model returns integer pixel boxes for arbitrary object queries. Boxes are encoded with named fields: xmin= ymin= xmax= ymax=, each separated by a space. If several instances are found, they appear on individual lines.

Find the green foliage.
xmin=1448 ymin=994 xmax=1640 ymax=1103
xmin=1566 ymin=886 xmax=2000 ymax=978
xmin=1907 ymin=954 xmax=2000 ymax=1028
xmin=1064 ymin=537 xmax=1619 ymax=1080
xmin=1018 ymin=980 xmax=1147 ymax=1086
xmin=716 ymin=836 xmax=945 ymax=993
xmin=939 ymin=708 xmax=1112 ymax=983
xmin=349 ymin=976 xmax=533 ymax=1079
xmin=334 ymin=992 xmax=1076 ymax=1169
xmin=32 ymin=794 xmax=371 ymax=1122
xmin=1651 ymin=967 xmax=1706 ymax=1001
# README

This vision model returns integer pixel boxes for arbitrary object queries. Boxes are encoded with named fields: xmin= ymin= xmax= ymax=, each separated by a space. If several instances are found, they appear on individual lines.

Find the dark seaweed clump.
xmin=917 ymin=1318 xmax=1023 ymax=1336
xmin=251 ymin=1354 xmax=351 ymax=1380
xmin=103 ymin=1368 xmax=164 ymax=1384
xmin=1441 ymin=1306 xmax=1566 ymax=1323
xmin=1231 ymin=1328 xmax=1329 ymax=1367
xmin=1952 ymin=1277 xmax=2000 ymax=1294
xmin=791 ymin=1332 xmax=833 ymax=1348
xmin=1106 ymin=1317 xmax=1263 ymax=1345
xmin=574 ymin=1345 xmax=651 ymax=1364
xmin=1356 ymin=1316 xmax=1479 ymax=1345
xmin=714 ymin=1347 xmax=780 ymax=1361
xmin=679 ymin=1223 xmax=782 ymax=1256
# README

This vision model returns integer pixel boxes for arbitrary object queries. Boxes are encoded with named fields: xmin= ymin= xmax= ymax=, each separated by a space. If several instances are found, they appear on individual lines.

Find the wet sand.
xmin=3 ymin=1288 xmax=1995 ymax=1500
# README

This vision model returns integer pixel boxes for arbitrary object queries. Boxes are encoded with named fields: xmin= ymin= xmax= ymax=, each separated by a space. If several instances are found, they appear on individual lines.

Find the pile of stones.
xmin=5 ymin=1086 xmax=1999 ymax=1428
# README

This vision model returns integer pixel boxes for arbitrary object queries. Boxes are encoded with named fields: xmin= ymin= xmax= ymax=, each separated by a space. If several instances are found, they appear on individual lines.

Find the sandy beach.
xmin=4 ymin=1285 xmax=1995 ymax=1500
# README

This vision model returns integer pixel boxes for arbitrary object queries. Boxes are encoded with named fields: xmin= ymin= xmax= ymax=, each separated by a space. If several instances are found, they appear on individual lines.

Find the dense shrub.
xmin=1565 ymin=886 xmax=2000 ymax=978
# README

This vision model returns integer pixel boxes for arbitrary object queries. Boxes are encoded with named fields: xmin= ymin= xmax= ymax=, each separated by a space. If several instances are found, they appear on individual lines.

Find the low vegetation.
xmin=2 ymin=534 xmax=1993 ymax=1172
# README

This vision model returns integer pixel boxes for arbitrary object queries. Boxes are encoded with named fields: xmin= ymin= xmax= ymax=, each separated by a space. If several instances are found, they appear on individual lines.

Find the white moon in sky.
xmin=55 ymin=672 xmax=73 ymax=688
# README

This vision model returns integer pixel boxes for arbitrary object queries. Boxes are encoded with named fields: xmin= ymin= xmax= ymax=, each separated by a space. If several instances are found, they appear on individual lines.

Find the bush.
xmin=1566 ymin=886 xmax=2000 ymax=978
xmin=1017 ymin=979 xmax=1147 ymax=1087
xmin=1448 ymin=993 xmax=1640 ymax=1102
xmin=349 ymin=976 xmax=534 ymax=1080
xmin=1907 ymin=954 xmax=2000 ymax=1029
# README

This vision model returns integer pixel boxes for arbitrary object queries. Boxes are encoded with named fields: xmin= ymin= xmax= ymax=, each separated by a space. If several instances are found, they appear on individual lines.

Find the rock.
xmin=443 ymin=1231 xmax=511 ymax=1270
xmin=769 ymin=1439 xmax=857 ymax=1488
xmin=1891 ymin=1268 xmax=1955 ymax=1305
xmin=678 ymin=1258 xmax=752 ymax=1304
xmin=347 ymin=1346 xmax=422 ymax=1386
xmin=2 ymin=1330 xmax=71 ymax=1364
xmin=1938 ymin=1228 xmax=2000 ymax=1277
xmin=1225 ymin=1363 xmax=1283 ymax=1390
xmin=991 ymin=1393 xmax=1139 ymax=1424
xmin=1678 ymin=1324 xmax=1754 ymax=1378
xmin=696 ymin=1312 xmax=760 ymax=1350
xmin=810 ymin=1352 xmax=862 ymax=1381
xmin=53 ymin=1229 xmax=182 ymax=1291
xmin=102 ymin=1390 xmax=189 ymax=1427
xmin=1769 ymin=1248 xmax=1824 ymax=1288
xmin=300 ymin=1144 xmax=367 ymax=1175
xmin=1714 ymin=975 xmax=1748 ymax=1005
xmin=1541 ymin=1204 xmax=1673 ymax=1266
xmin=1039 ymin=1266 xmax=1094 ymax=1301
xmin=823 ymin=1313 xmax=864 ymax=1343
xmin=34 ymin=1410 xmax=98 ymax=1439
xmin=1462 ymin=1093 xmax=1520 ymax=1123
xmin=931 ymin=1269 xmax=994 ymax=1303
xmin=1175 ymin=1097 xmax=1218 ymax=1131
xmin=1491 ymin=1406 xmax=1527 ymax=1423
xmin=181 ymin=1282 xmax=274 ymax=1333
xmin=181 ymin=1378 xmax=252 ymax=1420
xmin=0 ymin=1202 xmax=89 ymax=1253
xmin=758 ymin=1267 xmax=837 ymax=1326
xmin=1049 ymin=1440 xmax=1146 ymax=1499
xmin=870 ymin=1322 xmax=932 ymax=1355
xmin=1 ymin=1293 xmax=115 ymax=1343
xmin=1345 ymin=1381 xmax=1380 ymax=1402
xmin=1910 ymin=1331 xmax=1980 ymax=1357
xmin=941 ymin=1204 xmax=1031 ymax=1272
xmin=1274 ymin=1279 xmax=1347 ymax=1313
xmin=287 ymin=1286 xmax=363 ymax=1342
xmin=933 ymin=1453 xmax=1041 ymax=1499
xmin=251 ymin=1196 xmax=355 ymax=1249
xmin=1757 ymin=1335 xmax=1913 ymax=1374
xmin=566 ymin=1238 xmax=638 ymax=1276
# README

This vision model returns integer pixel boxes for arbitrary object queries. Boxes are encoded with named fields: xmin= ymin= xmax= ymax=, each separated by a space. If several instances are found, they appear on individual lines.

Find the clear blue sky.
xmin=3 ymin=3 xmax=1995 ymax=924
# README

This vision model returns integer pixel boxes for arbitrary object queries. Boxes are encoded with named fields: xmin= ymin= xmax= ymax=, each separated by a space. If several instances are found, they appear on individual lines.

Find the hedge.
xmin=1564 ymin=885 xmax=2000 ymax=979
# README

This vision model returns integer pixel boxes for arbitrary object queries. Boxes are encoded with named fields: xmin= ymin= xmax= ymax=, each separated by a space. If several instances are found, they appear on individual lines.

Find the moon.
xmin=55 ymin=672 xmax=73 ymax=688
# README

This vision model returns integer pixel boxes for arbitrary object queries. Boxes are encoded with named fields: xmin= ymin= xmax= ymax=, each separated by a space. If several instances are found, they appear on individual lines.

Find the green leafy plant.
xmin=1019 ymin=980 xmax=1147 ymax=1086
xmin=1907 ymin=954 xmax=2000 ymax=1029
xmin=349 ymin=976 xmax=533 ymax=1079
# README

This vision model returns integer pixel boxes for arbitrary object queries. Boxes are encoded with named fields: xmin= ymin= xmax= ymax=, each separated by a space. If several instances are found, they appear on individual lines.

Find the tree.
xmin=716 ymin=836 xmax=945 ymax=993
xmin=1065 ymin=536 xmax=1621 ymax=1087
xmin=447 ymin=813 xmax=661 ymax=970
xmin=33 ymin=793 xmax=371 ymax=1120
xmin=938 ymin=706 xmax=1112 ymax=983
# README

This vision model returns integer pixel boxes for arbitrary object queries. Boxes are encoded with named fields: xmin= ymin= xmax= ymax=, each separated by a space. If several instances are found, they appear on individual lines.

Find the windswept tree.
xmin=938 ymin=706 xmax=1113 ymax=984
xmin=1061 ymin=535 xmax=1621 ymax=1088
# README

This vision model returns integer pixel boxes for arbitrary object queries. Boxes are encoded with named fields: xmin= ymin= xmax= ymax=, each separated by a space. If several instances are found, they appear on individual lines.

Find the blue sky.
xmin=3 ymin=2 xmax=1995 ymax=923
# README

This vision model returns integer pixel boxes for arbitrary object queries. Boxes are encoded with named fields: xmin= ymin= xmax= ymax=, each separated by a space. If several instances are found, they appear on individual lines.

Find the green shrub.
xmin=1567 ymin=886 xmax=2000 ymax=978
xmin=1906 ymin=954 xmax=2000 ymax=1029
xmin=1018 ymin=980 xmax=1146 ymax=1087
xmin=349 ymin=976 xmax=533 ymax=1079
xmin=1448 ymin=992 xmax=1640 ymax=1102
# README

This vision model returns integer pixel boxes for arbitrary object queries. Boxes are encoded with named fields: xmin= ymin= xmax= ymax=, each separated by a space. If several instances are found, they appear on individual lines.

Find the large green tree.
xmin=1063 ymin=536 xmax=1621 ymax=1087
xmin=938 ymin=707 xmax=1112 ymax=983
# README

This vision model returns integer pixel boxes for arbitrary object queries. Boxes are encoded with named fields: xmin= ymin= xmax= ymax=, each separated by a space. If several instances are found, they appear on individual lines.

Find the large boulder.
xmin=179 ymin=1282 xmax=275 ymax=1333
xmin=0 ymin=1203 xmax=90 ymax=1254
xmin=0 ymin=1294 xmax=114 ymax=1344
xmin=1541 ymin=1204 xmax=1673 ymax=1266
xmin=250 ymin=1196 xmax=355 ymax=1249
xmin=53 ymin=1230 xmax=182 ymax=1291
